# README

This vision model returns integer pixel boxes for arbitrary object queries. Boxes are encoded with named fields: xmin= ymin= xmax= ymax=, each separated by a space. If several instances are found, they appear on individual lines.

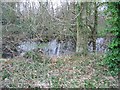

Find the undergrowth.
xmin=0 ymin=53 xmax=119 ymax=88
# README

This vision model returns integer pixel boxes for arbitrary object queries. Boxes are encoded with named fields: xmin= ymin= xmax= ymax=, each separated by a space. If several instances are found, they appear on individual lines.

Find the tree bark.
xmin=76 ymin=3 xmax=84 ymax=52
xmin=92 ymin=2 xmax=98 ymax=52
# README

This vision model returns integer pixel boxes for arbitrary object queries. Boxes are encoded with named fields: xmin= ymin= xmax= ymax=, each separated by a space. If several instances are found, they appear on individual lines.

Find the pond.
xmin=18 ymin=37 xmax=107 ymax=57
xmin=2 ymin=37 xmax=108 ymax=58
xmin=18 ymin=39 xmax=75 ymax=57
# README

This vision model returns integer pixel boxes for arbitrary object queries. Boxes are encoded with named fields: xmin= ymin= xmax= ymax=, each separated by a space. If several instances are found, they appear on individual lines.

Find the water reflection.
xmin=2 ymin=37 xmax=108 ymax=58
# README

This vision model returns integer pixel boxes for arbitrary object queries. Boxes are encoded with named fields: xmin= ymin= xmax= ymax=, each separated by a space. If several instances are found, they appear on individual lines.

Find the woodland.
xmin=0 ymin=0 xmax=120 ymax=88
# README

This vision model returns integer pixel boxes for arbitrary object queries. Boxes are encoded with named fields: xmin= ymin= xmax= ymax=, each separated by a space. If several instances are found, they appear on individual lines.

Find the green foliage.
xmin=104 ymin=2 xmax=120 ymax=76
xmin=2 ymin=3 xmax=17 ymax=25
xmin=23 ymin=51 xmax=43 ymax=63
xmin=1 ymin=54 xmax=118 ymax=88
xmin=84 ymin=80 xmax=96 ymax=88
xmin=2 ymin=70 xmax=11 ymax=80
xmin=84 ymin=79 xmax=111 ymax=88
xmin=51 ymin=76 xmax=60 ymax=88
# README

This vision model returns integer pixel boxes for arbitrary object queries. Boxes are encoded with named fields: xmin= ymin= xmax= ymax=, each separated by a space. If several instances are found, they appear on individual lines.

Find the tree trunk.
xmin=92 ymin=2 xmax=98 ymax=52
xmin=76 ymin=3 xmax=84 ymax=53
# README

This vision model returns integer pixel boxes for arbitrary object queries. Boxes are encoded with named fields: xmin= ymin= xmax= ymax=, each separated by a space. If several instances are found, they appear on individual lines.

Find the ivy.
xmin=104 ymin=2 xmax=120 ymax=76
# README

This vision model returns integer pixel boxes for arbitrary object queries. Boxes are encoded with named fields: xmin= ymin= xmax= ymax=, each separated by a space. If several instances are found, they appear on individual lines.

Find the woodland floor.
xmin=0 ymin=53 xmax=119 ymax=88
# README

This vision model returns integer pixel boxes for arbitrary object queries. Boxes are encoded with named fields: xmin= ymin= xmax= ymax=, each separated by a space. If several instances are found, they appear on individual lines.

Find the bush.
xmin=104 ymin=2 xmax=120 ymax=76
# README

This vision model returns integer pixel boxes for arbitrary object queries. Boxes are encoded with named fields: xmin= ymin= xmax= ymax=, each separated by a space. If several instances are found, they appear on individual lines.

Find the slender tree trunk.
xmin=83 ymin=2 xmax=89 ymax=55
xmin=92 ymin=2 xmax=98 ymax=52
xmin=76 ymin=3 xmax=83 ymax=52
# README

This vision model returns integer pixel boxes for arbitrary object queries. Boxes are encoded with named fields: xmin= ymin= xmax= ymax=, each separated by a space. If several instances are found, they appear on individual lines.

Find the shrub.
xmin=104 ymin=2 xmax=120 ymax=76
